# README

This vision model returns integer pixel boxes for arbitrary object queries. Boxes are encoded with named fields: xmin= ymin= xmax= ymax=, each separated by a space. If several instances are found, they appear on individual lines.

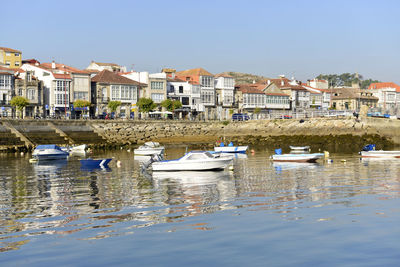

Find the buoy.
xmin=29 ymin=158 xmax=38 ymax=163
xmin=116 ymin=160 xmax=121 ymax=167
xmin=20 ymin=152 xmax=24 ymax=156
xmin=251 ymin=149 xmax=255 ymax=155
xmin=229 ymin=165 xmax=234 ymax=171
xmin=324 ymin=151 xmax=330 ymax=158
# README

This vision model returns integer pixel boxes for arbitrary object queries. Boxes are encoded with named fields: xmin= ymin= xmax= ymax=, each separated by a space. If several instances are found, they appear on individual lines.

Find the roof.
xmin=236 ymin=84 xmax=265 ymax=94
xmin=95 ymin=62 xmax=119 ymax=67
xmin=53 ymin=74 xmax=72 ymax=79
xmin=331 ymin=88 xmax=378 ymax=100
xmin=215 ymin=73 xmax=233 ymax=78
xmin=175 ymin=68 xmax=213 ymax=77
xmin=0 ymin=66 xmax=15 ymax=75
xmin=40 ymin=62 xmax=89 ymax=74
xmin=91 ymin=70 xmax=143 ymax=85
xmin=167 ymin=77 xmax=185 ymax=82
xmin=368 ymin=82 xmax=400 ymax=92
xmin=0 ymin=47 xmax=21 ymax=53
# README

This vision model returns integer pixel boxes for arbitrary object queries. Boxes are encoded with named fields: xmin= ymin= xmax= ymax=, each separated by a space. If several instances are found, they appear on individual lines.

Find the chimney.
xmin=51 ymin=61 xmax=56 ymax=69
xmin=281 ymin=80 xmax=284 ymax=86
xmin=267 ymin=80 xmax=271 ymax=85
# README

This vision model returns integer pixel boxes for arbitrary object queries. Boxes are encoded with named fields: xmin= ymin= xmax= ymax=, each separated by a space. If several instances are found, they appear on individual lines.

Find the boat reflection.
xmin=272 ymin=161 xmax=321 ymax=172
xmin=152 ymin=170 xmax=232 ymax=186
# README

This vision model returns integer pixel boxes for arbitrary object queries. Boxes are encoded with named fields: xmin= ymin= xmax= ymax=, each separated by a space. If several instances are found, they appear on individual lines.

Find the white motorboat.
xmin=61 ymin=144 xmax=87 ymax=155
xmin=214 ymin=142 xmax=248 ymax=154
xmin=289 ymin=145 xmax=310 ymax=151
xmin=360 ymin=150 xmax=400 ymax=158
xmin=272 ymin=153 xmax=324 ymax=163
xmin=32 ymin=145 xmax=69 ymax=160
xmin=152 ymin=151 xmax=233 ymax=171
xmin=134 ymin=141 xmax=164 ymax=156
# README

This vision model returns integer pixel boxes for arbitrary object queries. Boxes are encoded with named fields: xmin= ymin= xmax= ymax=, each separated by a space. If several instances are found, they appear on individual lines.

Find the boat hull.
xmin=134 ymin=148 xmax=164 ymax=156
xmin=272 ymin=153 xmax=324 ymax=163
xmin=152 ymin=158 xmax=232 ymax=171
xmin=214 ymin=146 xmax=248 ymax=153
xmin=32 ymin=149 xmax=69 ymax=160
xmin=289 ymin=146 xmax=310 ymax=150
xmin=80 ymin=158 xmax=112 ymax=168
xmin=360 ymin=151 xmax=400 ymax=158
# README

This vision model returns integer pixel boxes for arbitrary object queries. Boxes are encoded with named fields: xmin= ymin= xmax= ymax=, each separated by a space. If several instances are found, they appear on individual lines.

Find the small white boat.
xmin=360 ymin=150 xmax=400 ymax=158
xmin=289 ymin=145 xmax=310 ymax=150
xmin=61 ymin=144 xmax=87 ymax=155
xmin=272 ymin=153 xmax=324 ymax=163
xmin=152 ymin=151 xmax=233 ymax=171
xmin=32 ymin=145 xmax=69 ymax=160
xmin=214 ymin=142 xmax=248 ymax=154
xmin=134 ymin=141 xmax=164 ymax=156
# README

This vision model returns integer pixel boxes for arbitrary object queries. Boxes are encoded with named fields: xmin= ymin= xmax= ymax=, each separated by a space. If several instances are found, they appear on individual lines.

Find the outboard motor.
xmin=362 ymin=144 xmax=376 ymax=151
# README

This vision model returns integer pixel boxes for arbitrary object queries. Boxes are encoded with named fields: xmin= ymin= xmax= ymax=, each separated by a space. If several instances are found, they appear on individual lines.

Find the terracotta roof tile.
xmin=40 ymin=63 xmax=89 ymax=74
xmin=91 ymin=70 xmax=144 ymax=86
xmin=53 ymin=74 xmax=72 ymax=79
xmin=176 ymin=68 xmax=213 ymax=77
xmin=368 ymin=82 xmax=400 ymax=93
xmin=0 ymin=47 xmax=21 ymax=53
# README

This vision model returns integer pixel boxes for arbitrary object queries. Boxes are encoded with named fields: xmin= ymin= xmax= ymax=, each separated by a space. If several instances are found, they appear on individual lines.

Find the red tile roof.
xmin=53 ymin=74 xmax=72 ymax=79
xmin=92 ymin=70 xmax=143 ymax=85
xmin=167 ymin=77 xmax=185 ymax=82
xmin=0 ymin=47 xmax=21 ymax=53
xmin=214 ymin=73 xmax=233 ymax=78
xmin=176 ymin=68 xmax=213 ymax=77
xmin=368 ymin=82 xmax=400 ymax=92
xmin=40 ymin=62 xmax=89 ymax=74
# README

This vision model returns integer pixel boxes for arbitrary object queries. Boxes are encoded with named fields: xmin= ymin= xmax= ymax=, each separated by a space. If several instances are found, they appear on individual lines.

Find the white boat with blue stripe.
xmin=32 ymin=145 xmax=69 ymax=160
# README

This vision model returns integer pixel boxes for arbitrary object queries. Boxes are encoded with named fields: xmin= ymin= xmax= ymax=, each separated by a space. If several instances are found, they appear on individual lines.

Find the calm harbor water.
xmin=1 ymin=146 xmax=400 ymax=266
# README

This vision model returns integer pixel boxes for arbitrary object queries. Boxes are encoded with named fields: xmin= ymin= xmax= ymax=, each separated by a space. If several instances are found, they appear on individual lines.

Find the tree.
xmin=137 ymin=98 xmax=156 ymax=112
xmin=161 ymin=99 xmax=182 ymax=112
xmin=316 ymin=73 xmax=380 ymax=89
xmin=108 ymin=101 xmax=121 ymax=113
xmin=10 ymin=96 xmax=29 ymax=118
xmin=254 ymin=107 xmax=261 ymax=114
xmin=74 ymin=100 xmax=91 ymax=119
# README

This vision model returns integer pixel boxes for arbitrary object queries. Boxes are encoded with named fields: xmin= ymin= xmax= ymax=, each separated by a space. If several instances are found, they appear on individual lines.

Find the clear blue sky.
xmin=3 ymin=0 xmax=400 ymax=83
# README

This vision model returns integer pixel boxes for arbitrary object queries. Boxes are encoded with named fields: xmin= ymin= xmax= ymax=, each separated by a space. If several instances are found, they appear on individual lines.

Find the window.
xmin=110 ymin=85 xmax=137 ymax=101
xmin=151 ymin=93 xmax=164 ymax=103
xmin=182 ymin=97 xmax=189 ymax=105
xmin=56 ymin=80 xmax=70 ymax=92
xmin=27 ymin=88 xmax=35 ymax=100
xmin=15 ymin=53 xmax=19 ymax=56
xmin=179 ymin=86 xmax=183 ymax=94
xmin=5 ymin=61 xmax=10 ymax=66
xmin=5 ymin=52 xmax=11 ymax=56
xmin=200 ymin=76 xmax=213 ymax=87
xmin=201 ymin=90 xmax=214 ymax=104
xmin=169 ymin=85 xmax=175 ymax=93
xmin=0 ymin=75 xmax=11 ymax=89
xmin=223 ymin=78 xmax=234 ymax=88
xmin=74 ymin=92 xmax=88 ymax=100
xmin=18 ymin=88 xmax=23 ymax=96
xmin=151 ymin=81 xmax=164 ymax=90
xmin=15 ymin=61 xmax=20 ymax=66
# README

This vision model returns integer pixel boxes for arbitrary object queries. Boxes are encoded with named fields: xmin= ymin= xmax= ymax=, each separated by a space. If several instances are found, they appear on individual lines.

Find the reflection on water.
xmin=1 ymin=148 xmax=400 ymax=264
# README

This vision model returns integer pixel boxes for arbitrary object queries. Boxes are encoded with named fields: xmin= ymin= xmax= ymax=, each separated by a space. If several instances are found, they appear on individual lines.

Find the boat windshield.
xmin=185 ymin=152 xmax=213 ymax=160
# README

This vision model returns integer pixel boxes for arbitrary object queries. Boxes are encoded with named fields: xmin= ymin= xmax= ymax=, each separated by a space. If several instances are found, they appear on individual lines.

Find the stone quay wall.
xmin=1 ymin=117 xmax=399 ymax=152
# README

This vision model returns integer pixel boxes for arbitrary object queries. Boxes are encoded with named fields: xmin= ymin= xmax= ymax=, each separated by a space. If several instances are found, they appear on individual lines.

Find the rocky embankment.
xmin=93 ymin=117 xmax=399 ymax=152
xmin=1 ymin=117 xmax=399 ymax=153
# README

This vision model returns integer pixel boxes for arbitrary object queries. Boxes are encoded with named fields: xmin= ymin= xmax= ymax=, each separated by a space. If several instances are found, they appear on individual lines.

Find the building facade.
xmin=0 ymin=47 xmax=22 ymax=68
xmin=215 ymin=73 xmax=235 ymax=120
xmin=368 ymin=82 xmax=400 ymax=113
xmin=14 ymin=70 xmax=44 ymax=117
xmin=0 ymin=66 xmax=14 ymax=116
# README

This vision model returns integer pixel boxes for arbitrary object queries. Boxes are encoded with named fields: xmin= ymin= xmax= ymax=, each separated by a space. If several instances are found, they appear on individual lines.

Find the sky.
xmin=3 ymin=0 xmax=400 ymax=83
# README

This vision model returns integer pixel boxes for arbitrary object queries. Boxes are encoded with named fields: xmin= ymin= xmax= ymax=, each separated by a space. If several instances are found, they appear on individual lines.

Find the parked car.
xmin=232 ymin=113 xmax=250 ymax=121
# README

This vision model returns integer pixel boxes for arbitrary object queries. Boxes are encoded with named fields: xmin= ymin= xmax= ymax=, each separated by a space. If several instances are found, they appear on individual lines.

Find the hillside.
xmin=221 ymin=72 xmax=270 ymax=85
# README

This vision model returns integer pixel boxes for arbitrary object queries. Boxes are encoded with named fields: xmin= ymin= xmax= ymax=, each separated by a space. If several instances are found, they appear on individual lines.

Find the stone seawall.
xmin=1 ymin=117 xmax=399 ymax=152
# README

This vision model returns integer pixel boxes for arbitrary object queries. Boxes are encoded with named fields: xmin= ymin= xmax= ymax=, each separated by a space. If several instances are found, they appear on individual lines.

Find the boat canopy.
xmin=35 ymin=145 xmax=61 ymax=150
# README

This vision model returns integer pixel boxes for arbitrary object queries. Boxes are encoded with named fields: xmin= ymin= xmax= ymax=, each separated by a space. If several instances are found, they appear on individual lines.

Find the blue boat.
xmin=32 ymin=145 xmax=69 ymax=160
xmin=80 ymin=158 xmax=112 ymax=169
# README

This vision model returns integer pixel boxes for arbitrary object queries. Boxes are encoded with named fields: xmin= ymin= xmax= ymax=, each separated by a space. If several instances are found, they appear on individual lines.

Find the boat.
xmin=289 ymin=145 xmax=310 ymax=151
xmin=360 ymin=144 xmax=400 ymax=158
xmin=32 ymin=144 xmax=69 ymax=160
xmin=152 ymin=151 xmax=233 ymax=171
xmin=272 ymin=148 xmax=323 ymax=163
xmin=214 ymin=142 xmax=248 ymax=154
xmin=80 ymin=158 xmax=112 ymax=169
xmin=152 ymin=171 xmax=231 ymax=186
xmin=61 ymin=144 xmax=87 ymax=155
xmin=134 ymin=141 xmax=165 ymax=156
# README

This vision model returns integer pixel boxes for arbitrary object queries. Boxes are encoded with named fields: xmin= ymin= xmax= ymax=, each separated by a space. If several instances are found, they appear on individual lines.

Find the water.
xmin=1 ymin=147 xmax=400 ymax=266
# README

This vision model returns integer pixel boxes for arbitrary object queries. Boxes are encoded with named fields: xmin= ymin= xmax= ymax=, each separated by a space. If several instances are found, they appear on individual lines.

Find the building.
xmin=86 ymin=61 xmax=127 ymax=73
xmin=175 ymin=68 xmax=215 ymax=119
xmin=14 ymin=69 xmax=44 ymax=117
xmin=21 ymin=61 xmax=91 ymax=117
xmin=91 ymin=70 xmax=143 ymax=118
xmin=302 ymin=85 xmax=331 ymax=110
xmin=307 ymin=79 xmax=329 ymax=89
xmin=368 ymin=82 xmax=400 ymax=113
xmin=262 ymin=76 xmax=310 ymax=111
xmin=167 ymin=77 xmax=201 ymax=113
xmin=0 ymin=66 xmax=15 ymax=116
xmin=148 ymin=73 xmax=167 ymax=104
xmin=0 ymin=47 xmax=22 ymax=68
xmin=331 ymin=87 xmax=378 ymax=110
xmin=214 ymin=73 xmax=235 ymax=120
